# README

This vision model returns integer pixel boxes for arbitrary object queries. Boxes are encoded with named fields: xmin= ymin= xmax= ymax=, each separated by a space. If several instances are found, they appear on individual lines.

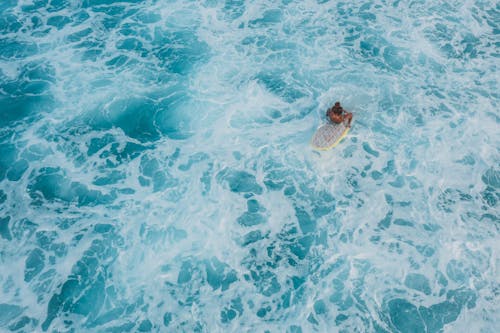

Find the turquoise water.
xmin=0 ymin=0 xmax=499 ymax=332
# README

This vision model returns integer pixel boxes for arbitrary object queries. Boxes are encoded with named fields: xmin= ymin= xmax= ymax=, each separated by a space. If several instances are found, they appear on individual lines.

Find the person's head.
xmin=333 ymin=102 xmax=342 ymax=114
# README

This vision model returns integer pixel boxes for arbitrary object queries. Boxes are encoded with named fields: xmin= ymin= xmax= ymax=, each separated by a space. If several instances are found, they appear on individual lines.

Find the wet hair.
xmin=332 ymin=102 xmax=343 ymax=114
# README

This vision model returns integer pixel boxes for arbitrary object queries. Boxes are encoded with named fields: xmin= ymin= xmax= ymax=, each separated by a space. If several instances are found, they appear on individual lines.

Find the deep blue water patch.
xmin=152 ymin=29 xmax=210 ymax=75
xmin=0 ymin=61 xmax=55 ymax=126
xmin=42 ymin=231 xmax=122 ymax=331
xmin=28 ymin=167 xmax=116 ymax=206
xmin=217 ymin=168 xmax=263 ymax=195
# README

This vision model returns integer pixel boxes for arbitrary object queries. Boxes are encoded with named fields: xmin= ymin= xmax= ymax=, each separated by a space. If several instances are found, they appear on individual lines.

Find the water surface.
xmin=0 ymin=0 xmax=499 ymax=332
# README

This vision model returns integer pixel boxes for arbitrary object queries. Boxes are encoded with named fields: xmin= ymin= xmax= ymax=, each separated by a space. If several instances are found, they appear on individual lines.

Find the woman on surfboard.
xmin=327 ymin=102 xmax=352 ymax=127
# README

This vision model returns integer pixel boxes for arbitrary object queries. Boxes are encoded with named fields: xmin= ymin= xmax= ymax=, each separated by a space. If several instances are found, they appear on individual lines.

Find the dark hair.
xmin=332 ymin=102 xmax=343 ymax=114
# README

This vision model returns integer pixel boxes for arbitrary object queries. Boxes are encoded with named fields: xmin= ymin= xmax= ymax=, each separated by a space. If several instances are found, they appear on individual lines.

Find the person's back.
xmin=327 ymin=101 xmax=352 ymax=127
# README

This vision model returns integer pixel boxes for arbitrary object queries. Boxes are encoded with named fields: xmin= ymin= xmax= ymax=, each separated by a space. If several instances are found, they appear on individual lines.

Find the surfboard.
xmin=310 ymin=121 xmax=350 ymax=151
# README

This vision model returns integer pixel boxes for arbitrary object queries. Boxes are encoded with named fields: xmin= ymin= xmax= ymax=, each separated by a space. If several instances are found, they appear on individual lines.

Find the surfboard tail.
xmin=311 ymin=122 xmax=351 ymax=151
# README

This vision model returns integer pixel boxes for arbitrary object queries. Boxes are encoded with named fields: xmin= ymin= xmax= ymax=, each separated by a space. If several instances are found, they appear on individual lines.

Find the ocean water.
xmin=0 ymin=0 xmax=499 ymax=332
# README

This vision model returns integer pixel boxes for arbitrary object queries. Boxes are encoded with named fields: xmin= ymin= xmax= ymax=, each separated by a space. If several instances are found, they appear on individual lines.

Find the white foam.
xmin=1 ymin=0 xmax=498 ymax=331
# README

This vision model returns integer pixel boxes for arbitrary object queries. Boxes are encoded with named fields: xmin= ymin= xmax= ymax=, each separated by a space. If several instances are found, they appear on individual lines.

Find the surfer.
xmin=327 ymin=102 xmax=352 ymax=127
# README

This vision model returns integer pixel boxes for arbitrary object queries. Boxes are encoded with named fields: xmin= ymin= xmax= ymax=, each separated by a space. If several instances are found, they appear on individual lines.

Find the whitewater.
xmin=0 ymin=0 xmax=498 ymax=332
